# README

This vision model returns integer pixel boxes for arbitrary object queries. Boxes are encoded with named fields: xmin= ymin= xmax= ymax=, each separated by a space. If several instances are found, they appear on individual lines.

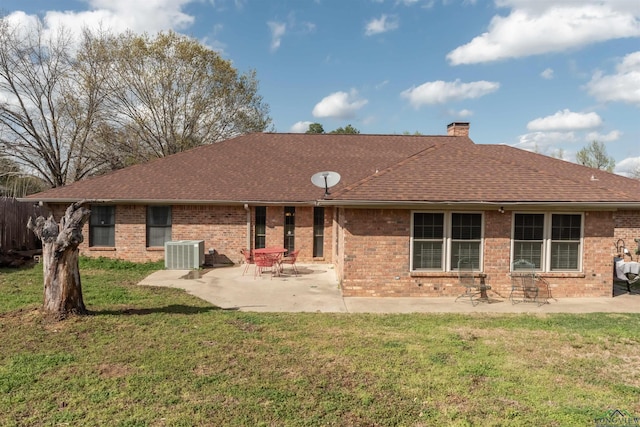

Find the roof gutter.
xmin=244 ymin=203 xmax=251 ymax=252
xmin=18 ymin=197 xmax=640 ymax=211
xmin=314 ymin=200 xmax=640 ymax=210
xmin=17 ymin=198 xmax=315 ymax=206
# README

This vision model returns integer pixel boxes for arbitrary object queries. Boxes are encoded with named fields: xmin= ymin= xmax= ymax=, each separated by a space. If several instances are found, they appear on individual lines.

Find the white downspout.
xmin=244 ymin=203 xmax=251 ymax=250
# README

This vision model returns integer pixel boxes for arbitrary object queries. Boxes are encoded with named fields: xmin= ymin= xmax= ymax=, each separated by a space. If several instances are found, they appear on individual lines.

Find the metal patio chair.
xmin=279 ymin=249 xmax=300 ymax=276
xmin=455 ymin=257 xmax=490 ymax=305
xmin=240 ymin=248 xmax=254 ymax=276
xmin=510 ymin=259 xmax=540 ymax=304
xmin=253 ymin=252 xmax=277 ymax=279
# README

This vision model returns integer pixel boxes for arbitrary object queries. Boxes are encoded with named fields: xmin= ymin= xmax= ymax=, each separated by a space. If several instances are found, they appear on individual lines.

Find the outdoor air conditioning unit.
xmin=164 ymin=240 xmax=205 ymax=270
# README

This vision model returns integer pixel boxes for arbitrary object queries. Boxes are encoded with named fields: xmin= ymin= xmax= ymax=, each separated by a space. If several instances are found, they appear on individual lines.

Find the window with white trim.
xmin=513 ymin=213 xmax=544 ymax=269
xmin=411 ymin=212 xmax=483 ymax=271
xmin=550 ymin=214 xmax=582 ymax=270
xmin=512 ymin=213 xmax=582 ymax=272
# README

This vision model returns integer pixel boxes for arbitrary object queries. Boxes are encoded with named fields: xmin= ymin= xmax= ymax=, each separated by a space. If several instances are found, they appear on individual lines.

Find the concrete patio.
xmin=137 ymin=263 xmax=640 ymax=314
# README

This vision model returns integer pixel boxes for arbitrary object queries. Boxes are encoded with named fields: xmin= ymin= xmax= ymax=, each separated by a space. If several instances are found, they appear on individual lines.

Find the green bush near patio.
xmin=2 ymin=258 xmax=640 ymax=426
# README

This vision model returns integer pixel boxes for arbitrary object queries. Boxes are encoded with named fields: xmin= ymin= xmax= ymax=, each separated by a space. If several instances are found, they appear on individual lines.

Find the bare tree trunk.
xmin=27 ymin=201 xmax=91 ymax=319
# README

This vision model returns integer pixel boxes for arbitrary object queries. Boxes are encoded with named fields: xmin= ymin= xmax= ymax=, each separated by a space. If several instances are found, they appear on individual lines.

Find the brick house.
xmin=23 ymin=122 xmax=640 ymax=298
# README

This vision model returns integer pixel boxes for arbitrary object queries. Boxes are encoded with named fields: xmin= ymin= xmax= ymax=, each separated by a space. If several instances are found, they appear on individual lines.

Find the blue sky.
xmin=3 ymin=0 xmax=639 ymax=175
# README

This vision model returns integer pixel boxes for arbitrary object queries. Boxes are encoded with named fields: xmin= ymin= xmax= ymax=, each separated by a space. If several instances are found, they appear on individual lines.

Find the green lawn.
xmin=2 ymin=258 xmax=640 ymax=426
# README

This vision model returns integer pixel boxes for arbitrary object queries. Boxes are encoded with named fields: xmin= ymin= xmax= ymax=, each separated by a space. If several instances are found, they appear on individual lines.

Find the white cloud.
xmin=365 ymin=14 xmax=399 ymax=36
xmin=541 ymin=68 xmax=554 ymax=79
xmin=5 ymin=0 xmax=195 ymax=42
xmin=268 ymin=21 xmax=286 ymax=51
xmin=267 ymin=13 xmax=315 ymax=52
xmin=290 ymin=121 xmax=314 ymax=133
xmin=400 ymin=79 xmax=499 ymax=108
xmin=448 ymin=109 xmax=474 ymax=118
xmin=447 ymin=2 xmax=640 ymax=65
xmin=514 ymin=131 xmax=578 ymax=157
xmin=375 ymin=80 xmax=390 ymax=90
xmin=527 ymin=109 xmax=602 ymax=131
xmin=312 ymin=90 xmax=368 ymax=119
xmin=301 ymin=21 xmax=317 ymax=33
xmin=586 ymin=51 xmax=640 ymax=105
xmin=208 ymin=0 xmax=246 ymax=10
xmin=616 ymin=156 xmax=640 ymax=176
xmin=585 ymin=130 xmax=622 ymax=142
xmin=68 ymin=0 xmax=193 ymax=33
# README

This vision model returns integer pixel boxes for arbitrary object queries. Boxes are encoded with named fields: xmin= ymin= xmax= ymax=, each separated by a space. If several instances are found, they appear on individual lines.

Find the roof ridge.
xmin=329 ymin=140 xmax=450 ymax=198
xmin=269 ymin=132 xmax=465 ymax=138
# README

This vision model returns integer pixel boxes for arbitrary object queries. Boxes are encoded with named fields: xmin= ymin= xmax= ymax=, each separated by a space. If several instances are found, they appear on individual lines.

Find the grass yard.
xmin=2 ymin=258 xmax=640 ymax=426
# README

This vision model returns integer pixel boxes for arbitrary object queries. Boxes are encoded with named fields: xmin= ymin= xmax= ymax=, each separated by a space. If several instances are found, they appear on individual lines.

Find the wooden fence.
xmin=0 ymin=197 xmax=46 ymax=252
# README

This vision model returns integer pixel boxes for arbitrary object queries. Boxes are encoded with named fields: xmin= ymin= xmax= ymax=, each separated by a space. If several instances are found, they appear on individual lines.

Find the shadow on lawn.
xmin=91 ymin=304 xmax=237 ymax=316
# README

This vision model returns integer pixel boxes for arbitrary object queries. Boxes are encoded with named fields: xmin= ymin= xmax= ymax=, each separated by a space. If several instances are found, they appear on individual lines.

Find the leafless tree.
xmin=0 ymin=18 xmax=109 ymax=187
xmin=1 ymin=19 xmax=272 ymax=186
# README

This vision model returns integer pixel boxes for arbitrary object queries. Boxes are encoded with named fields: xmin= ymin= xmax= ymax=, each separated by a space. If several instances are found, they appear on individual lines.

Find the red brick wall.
xmin=340 ymin=208 xmax=622 ymax=298
xmin=171 ymin=205 xmax=248 ymax=265
xmin=265 ymin=205 xmax=284 ymax=249
xmin=341 ymin=208 xmax=414 ymax=296
xmin=261 ymin=205 xmax=332 ymax=262
xmin=48 ymin=203 xmax=327 ymax=265
xmin=47 ymin=201 xmax=638 ymax=298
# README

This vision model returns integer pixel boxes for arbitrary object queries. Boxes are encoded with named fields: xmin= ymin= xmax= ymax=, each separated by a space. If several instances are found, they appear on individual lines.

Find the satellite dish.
xmin=311 ymin=171 xmax=341 ymax=196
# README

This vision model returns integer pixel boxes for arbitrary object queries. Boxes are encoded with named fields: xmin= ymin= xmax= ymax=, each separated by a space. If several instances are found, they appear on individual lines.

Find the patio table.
xmin=253 ymin=247 xmax=288 ymax=277
xmin=254 ymin=247 xmax=288 ymax=255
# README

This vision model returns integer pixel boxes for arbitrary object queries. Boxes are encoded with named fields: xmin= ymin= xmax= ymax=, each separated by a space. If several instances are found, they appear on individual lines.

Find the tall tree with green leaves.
xmin=576 ymin=140 xmax=615 ymax=172
xmin=100 ymin=31 xmax=271 ymax=161
xmin=306 ymin=123 xmax=325 ymax=134
xmin=329 ymin=124 xmax=360 ymax=134
xmin=305 ymin=123 xmax=361 ymax=134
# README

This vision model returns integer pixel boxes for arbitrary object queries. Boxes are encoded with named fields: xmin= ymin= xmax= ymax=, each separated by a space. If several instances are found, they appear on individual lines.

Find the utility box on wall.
xmin=164 ymin=240 xmax=205 ymax=270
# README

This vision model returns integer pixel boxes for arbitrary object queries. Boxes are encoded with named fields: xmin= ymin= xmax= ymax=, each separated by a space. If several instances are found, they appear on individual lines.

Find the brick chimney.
xmin=447 ymin=122 xmax=470 ymax=137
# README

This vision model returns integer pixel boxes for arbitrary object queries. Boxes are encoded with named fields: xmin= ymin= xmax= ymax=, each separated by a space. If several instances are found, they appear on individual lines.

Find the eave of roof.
xmin=19 ymin=197 xmax=316 ymax=206
xmin=314 ymin=199 xmax=640 ymax=210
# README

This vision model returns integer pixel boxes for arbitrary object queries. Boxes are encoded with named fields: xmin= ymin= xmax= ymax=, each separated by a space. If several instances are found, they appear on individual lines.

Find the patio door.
xmin=284 ymin=206 xmax=295 ymax=253
xmin=254 ymin=206 xmax=266 ymax=249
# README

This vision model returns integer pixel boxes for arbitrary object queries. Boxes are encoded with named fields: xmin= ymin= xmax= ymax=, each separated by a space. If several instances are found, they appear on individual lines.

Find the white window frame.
xmin=410 ymin=211 xmax=484 ymax=272
xmin=511 ymin=212 xmax=583 ymax=272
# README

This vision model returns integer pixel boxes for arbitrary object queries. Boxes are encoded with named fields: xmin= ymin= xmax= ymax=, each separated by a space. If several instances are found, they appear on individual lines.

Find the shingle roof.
xmin=24 ymin=132 xmax=640 ymax=206
xmin=328 ymin=143 xmax=640 ymax=204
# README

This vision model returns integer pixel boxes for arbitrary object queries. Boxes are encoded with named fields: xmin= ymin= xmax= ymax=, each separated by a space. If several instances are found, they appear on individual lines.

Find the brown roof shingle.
xmin=329 ymin=143 xmax=640 ymax=204
xmin=25 ymin=132 xmax=640 ymax=206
